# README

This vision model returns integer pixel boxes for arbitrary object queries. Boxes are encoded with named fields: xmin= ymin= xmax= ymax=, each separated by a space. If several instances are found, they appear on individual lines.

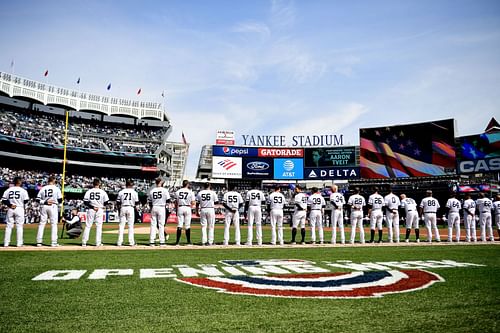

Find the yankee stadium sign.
xmin=33 ymin=259 xmax=483 ymax=299
xmin=241 ymin=134 xmax=344 ymax=147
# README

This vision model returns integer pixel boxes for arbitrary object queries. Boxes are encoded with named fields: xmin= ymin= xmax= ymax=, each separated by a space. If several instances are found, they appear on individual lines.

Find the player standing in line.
xmin=116 ymin=179 xmax=139 ymax=247
xmin=493 ymin=195 xmax=500 ymax=241
xmin=196 ymin=182 xmax=218 ymax=246
xmin=291 ymin=185 xmax=308 ymax=245
xmin=384 ymin=188 xmax=401 ymax=243
xmin=463 ymin=194 xmax=477 ymax=242
xmin=444 ymin=193 xmax=461 ymax=242
xmin=400 ymin=194 xmax=420 ymax=243
xmin=476 ymin=192 xmax=494 ymax=242
xmin=82 ymin=178 xmax=109 ymax=247
xmin=222 ymin=185 xmax=244 ymax=246
xmin=419 ymin=190 xmax=441 ymax=243
xmin=348 ymin=187 xmax=366 ymax=244
xmin=329 ymin=185 xmax=346 ymax=244
xmin=367 ymin=187 xmax=384 ymax=243
xmin=147 ymin=178 xmax=170 ymax=246
xmin=175 ymin=180 xmax=196 ymax=246
xmin=244 ymin=184 xmax=266 ymax=246
xmin=268 ymin=186 xmax=286 ymax=245
xmin=1 ymin=177 xmax=29 ymax=247
xmin=35 ymin=175 xmax=62 ymax=247
xmin=307 ymin=187 xmax=326 ymax=244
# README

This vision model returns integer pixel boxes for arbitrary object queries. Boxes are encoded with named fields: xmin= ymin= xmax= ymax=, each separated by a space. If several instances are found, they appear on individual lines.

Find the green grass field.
xmin=1 ymin=225 xmax=499 ymax=333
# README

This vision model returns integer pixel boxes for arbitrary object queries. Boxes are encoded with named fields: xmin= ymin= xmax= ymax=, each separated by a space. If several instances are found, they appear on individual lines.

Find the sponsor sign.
xmin=304 ymin=147 xmax=356 ymax=167
xmin=304 ymin=167 xmax=360 ymax=180
xmin=242 ymin=158 xmax=274 ymax=179
xmin=258 ymin=148 xmax=304 ymax=158
xmin=32 ymin=259 xmax=485 ymax=299
xmin=456 ymin=133 xmax=500 ymax=174
xmin=212 ymin=156 xmax=242 ymax=179
xmin=274 ymin=158 xmax=303 ymax=180
xmin=216 ymin=130 xmax=235 ymax=145
xmin=212 ymin=145 xmax=259 ymax=157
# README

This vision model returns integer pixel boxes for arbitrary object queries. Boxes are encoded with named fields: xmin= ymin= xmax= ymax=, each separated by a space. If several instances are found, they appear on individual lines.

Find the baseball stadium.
xmin=1 ymin=1 xmax=500 ymax=333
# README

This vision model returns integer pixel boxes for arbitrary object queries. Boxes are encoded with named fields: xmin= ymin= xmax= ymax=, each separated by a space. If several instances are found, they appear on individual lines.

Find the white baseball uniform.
xmin=292 ymin=192 xmax=308 ymax=229
xmin=175 ymin=188 xmax=195 ymax=229
xmin=82 ymin=188 xmax=109 ymax=246
xmin=196 ymin=189 xmax=218 ymax=245
xmin=268 ymin=191 xmax=286 ymax=245
xmin=223 ymin=191 xmax=244 ymax=245
xmin=245 ymin=189 xmax=265 ymax=245
xmin=116 ymin=188 xmax=139 ymax=246
xmin=384 ymin=193 xmax=401 ymax=242
xmin=308 ymin=193 xmax=326 ymax=243
xmin=36 ymin=184 xmax=62 ymax=246
xmin=420 ymin=196 xmax=440 ymax=242
xmin=476 ymin=197 xmax=493 ymax=242
xmin=401 ymin=197 xmax=418 ymax=229
xmin=445 ymin=197 xmax=461 ymax=242
xmin=2 ymin=186 xmax=29 ymax=247
xmin=348 ymin=193 xmax=366 ymax=244
xmin=463 ymin=198 xmax=477 ymax=242
xmin=368 ymin=193 xmax=384 ymax=230
xmin=147 ymin=187 xmax=170 ymax=245
xmin=493 ymin=199 xmax=500 ymax=231
xmin=330 ymin=192 xmax=346 ymax=244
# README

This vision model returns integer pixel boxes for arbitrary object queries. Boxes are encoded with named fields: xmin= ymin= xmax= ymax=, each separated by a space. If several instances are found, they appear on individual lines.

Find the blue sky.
xmin=1 ymin=0 xmax=499 ymax=176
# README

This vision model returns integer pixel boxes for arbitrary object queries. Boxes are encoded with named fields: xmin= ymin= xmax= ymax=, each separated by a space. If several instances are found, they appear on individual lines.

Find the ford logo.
xmin=247 ymin=161 xmax=269 ymax=171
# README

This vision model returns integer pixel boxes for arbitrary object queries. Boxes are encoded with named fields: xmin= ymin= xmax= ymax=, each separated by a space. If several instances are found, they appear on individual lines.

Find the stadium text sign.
xmin=241 ymin=134 xmax=344 ymax=147
xmin=33 ymin=259 xmax=483 ymax=299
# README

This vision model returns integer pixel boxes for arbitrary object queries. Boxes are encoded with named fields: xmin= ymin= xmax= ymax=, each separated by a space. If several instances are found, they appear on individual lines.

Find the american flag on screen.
xmin=359 ymin=119 xmax=456 ymax=178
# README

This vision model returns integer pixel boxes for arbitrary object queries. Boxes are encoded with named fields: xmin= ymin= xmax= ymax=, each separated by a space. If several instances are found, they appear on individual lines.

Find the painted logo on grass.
xmin=176 ymin=259 xmax=444 ymax=299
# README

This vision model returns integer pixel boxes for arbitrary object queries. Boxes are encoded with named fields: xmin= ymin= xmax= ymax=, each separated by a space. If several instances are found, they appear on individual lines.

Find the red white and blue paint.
xmin=176 ymin=260 xmax=444 ymax=299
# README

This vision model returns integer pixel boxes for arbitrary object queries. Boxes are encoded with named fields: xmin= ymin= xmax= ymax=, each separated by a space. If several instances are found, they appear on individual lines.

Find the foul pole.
xmin=60 ymin=110 xmax=69 ymax=237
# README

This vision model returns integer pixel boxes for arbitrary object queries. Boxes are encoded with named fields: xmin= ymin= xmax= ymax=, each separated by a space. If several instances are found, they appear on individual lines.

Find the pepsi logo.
xmin=223 ymin=147 xmax=230 ymax=153
xmin=247 ymin=161 xmax=270 ymax=171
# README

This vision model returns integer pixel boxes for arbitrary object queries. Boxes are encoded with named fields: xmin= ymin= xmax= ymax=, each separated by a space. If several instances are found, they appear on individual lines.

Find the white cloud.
xmin=233 ymin=21 xmax=271 ymax=39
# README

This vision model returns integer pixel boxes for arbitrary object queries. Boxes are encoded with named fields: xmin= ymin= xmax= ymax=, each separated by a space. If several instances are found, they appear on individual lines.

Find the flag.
xmin=44 ymin=70 xmax=49 ymax=77
xmin=76 ymin=77 xmax=80 ymax=84
xmin=10 ymin=60 xmax=14 ymax=69
xmin=359 ymin=120 xmax=456 ymax=179
xmin=107 ymin=83 xmax=111 ymax=91
xmin=137 ymin=88 xmax=142 ymax=95
xmin=182 ymin=132 xmax=187 ymax=144
xmin=161 ymin=91 xmax=165 ymax=98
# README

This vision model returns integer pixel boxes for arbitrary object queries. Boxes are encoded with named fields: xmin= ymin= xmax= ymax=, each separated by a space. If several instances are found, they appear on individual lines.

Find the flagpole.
xmin=59 ymin=110 xmax=69 ymax=237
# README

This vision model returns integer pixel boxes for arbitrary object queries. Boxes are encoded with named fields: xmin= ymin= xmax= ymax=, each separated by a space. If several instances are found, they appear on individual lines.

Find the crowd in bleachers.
xmin=0 ymin=108 xmax=168 ymax=154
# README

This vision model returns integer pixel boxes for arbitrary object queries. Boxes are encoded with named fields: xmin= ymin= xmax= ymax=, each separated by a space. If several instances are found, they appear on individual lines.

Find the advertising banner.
xmin=212 ymin=156 xmax=242 ymax=179
xmin=456 ymin=132 xmax=500 ymax=174
xmin=273 ymin=158 xmax=304 ymax=180
xmin=242 ymin=157 xmax=274 ymax=179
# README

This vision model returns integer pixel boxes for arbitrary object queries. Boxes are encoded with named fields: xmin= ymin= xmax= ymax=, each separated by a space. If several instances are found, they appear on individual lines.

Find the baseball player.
xmin=444 ymin=193 xmax=461 ymax=242
xmin=222 ymin=185 xmax=244 ymax=245
xmin=1 ymin=177 xmax=29 ymax=247
xmin=175 ymin=180 xmax=196 ymax=245
xmin=367 ymin=187 xmax=384 ymax=243
xmin=384 ymin=188 xmax=401 ymax=243
xmin=244 ymin=184 xmax=266 ymax=246
xmin=419 ymin=190 xmax=441 ymax=243
xmin=348 ymin=187 xmax=366 ymax=244
xmin=196 ymin=182 xmax=218 ymax=246
xmin=476 ymin=192 xmax=494 ymax=242
xmin=463 ymin=194 xmax=477 ymax=242
xmin=400 ymin=194 xmax=419 ymax=242
xmin=268 ymin=186 xmax=286 ymax=245
xmin=307 ymin=187 xmax=326 ymax=244
xmin=494 ymin=195 xmax=500 ymax=241
xmin=116 ymin=179 xmax=139 ymax=246
xmin=35 ymin=175 xmax=62 ymax=247
xmin=291 ymin=185 xmax=308 ymax=245
xmin=147 ymin=178 xmax=170 ymax=246
xmin=82 ymin=178 xmax=109 ymax=247
xmin=330 ymin=185 xmax=346 ymax=244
